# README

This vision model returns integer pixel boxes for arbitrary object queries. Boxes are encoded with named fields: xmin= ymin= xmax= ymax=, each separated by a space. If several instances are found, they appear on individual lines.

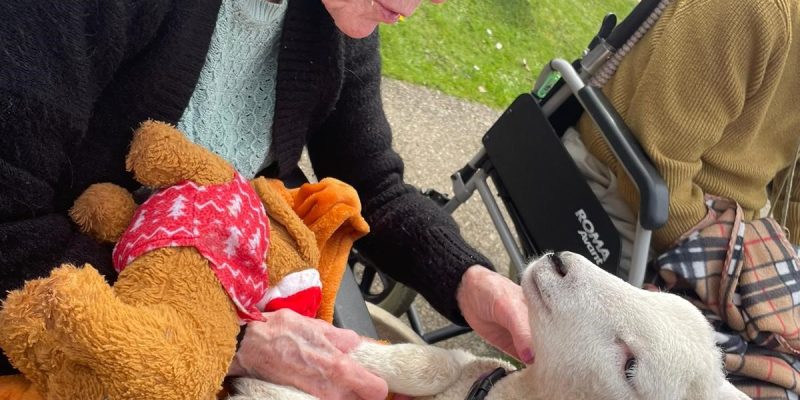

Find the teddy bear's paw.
xmin=38 ymin=265 xmax=124 ymax=364
xmin=126 ymin=120 xmax=234 ymax=187
xmin=45 ymin=360 xmax=106 ymax=400
xmin=70 ymin=183 xmax=137 ymax=243
xmin=0 ymin=277 xmax=71 ymax=390
xmin=40 ymin=262 xmax=232 ymax=400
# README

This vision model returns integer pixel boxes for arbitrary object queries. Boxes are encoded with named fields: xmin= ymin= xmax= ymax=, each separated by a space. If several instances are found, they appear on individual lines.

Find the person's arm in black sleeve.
xmin=0 ymin=0 xmax=171 ymax=374
xmin=307 ymin=31 xmax=492 ymax=325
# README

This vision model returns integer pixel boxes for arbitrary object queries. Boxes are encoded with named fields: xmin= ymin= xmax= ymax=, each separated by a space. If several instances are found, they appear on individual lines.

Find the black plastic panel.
xmin=483 ymin=94 xmax=621 ymax=273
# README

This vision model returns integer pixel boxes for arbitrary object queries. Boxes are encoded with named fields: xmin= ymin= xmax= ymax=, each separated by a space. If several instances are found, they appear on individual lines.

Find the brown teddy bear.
xmin=0 ymin=121 xmax=369 ymax=399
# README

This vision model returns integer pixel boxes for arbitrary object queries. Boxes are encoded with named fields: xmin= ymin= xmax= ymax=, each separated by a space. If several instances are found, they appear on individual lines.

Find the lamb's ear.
xmin=717 ymin=380 xmax=751 ymax=400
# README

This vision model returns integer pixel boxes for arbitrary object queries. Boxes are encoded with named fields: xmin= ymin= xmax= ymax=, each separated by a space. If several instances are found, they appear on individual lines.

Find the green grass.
xmin=380 ymin=0 xmax=637 ymax=109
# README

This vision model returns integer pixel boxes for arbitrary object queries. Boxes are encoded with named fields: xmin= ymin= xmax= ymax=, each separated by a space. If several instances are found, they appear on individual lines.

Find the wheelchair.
xmin=345 ymin=0 xmax=672 ymax=343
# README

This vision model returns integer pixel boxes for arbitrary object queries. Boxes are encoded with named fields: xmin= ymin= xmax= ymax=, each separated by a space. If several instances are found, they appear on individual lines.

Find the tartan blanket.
xmin=653 ymin=196 xmax=800 ymax=399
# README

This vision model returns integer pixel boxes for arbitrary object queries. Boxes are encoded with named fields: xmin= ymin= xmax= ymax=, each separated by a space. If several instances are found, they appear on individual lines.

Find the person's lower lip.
xmin=373 ymin=0 xmax=401 ymax=23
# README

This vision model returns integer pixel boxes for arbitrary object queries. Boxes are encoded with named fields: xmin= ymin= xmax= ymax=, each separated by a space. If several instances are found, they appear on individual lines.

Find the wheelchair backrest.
xmin=483 ymin=94 xmax=622 ymax=274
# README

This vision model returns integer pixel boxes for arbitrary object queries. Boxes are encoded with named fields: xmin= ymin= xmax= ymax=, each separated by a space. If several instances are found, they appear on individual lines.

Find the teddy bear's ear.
xmin=70 ymin=183 xmax=137 ymax=243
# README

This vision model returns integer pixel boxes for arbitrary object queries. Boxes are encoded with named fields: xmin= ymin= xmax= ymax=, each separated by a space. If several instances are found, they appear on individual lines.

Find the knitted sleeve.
xmin=580 ymin=0 xmax=792 ymax=251
xmin=0 ymin=0 xmax=171 ymax=374
xmin=307 ymin=31 xmax=493 ymax=325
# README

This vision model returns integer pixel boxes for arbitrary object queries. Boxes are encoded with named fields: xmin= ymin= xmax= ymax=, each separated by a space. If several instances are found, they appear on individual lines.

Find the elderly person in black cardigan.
xmin=0 ymin=0 xmax=532 ymax=398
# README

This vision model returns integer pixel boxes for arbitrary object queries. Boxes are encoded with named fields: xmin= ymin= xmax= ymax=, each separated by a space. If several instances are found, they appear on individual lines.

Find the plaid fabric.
xmin=654 ymin=195 xmax=800 ymax=399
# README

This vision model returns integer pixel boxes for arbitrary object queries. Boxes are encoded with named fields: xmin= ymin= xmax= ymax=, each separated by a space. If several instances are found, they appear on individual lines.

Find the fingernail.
xmin=521 ymin=348 xmax=535 ymax=364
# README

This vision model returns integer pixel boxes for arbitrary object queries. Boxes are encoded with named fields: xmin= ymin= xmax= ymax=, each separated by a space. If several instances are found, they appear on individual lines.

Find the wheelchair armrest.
xmin=576 ymin=86 xmax=668 ymax=230
xmin=333 ymin=266 xmax=380 ymax=339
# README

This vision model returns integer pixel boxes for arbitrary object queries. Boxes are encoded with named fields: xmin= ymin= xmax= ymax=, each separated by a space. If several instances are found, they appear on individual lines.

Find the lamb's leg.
xmin=226 ymin=342 xmax=468 ymax=399
xmin=229 ymin=378 xmax=318 ymax=400
xmin=350 ymin=342 xmax=470 ymax=397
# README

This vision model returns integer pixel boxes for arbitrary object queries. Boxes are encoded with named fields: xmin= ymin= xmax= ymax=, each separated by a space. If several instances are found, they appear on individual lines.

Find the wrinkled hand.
xmin=227 ymin=309 xmax=389 ymax=400
xmin=457 ymin=265 xmax=534 ymax=364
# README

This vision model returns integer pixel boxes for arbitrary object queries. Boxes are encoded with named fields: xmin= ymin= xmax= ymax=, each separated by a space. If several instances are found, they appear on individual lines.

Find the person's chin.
xmin=336 ymin=20 xmax=380 ymax=39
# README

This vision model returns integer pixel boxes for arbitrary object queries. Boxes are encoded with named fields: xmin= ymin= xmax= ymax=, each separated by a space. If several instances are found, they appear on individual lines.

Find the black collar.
xmin=465 ymin=367 xmax=512 ymax=400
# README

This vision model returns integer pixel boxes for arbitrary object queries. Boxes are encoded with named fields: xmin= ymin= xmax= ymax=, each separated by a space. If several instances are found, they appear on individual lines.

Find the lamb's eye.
xmin=624 ymin=357 xmax=637 ymax=381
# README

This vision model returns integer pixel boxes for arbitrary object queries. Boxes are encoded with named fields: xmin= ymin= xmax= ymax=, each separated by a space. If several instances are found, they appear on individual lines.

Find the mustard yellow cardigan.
xmin=577 ymin=0 xmax=800 ymax=251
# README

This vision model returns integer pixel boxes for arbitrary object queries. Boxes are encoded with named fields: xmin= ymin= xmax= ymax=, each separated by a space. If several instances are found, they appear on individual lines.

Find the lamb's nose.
xmin=549 ymin=252 xmax=568 ymax=277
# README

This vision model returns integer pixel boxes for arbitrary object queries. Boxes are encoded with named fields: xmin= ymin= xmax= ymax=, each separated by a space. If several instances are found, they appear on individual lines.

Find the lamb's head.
xmin=520 ymin=252 xmax=749 ymax=400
